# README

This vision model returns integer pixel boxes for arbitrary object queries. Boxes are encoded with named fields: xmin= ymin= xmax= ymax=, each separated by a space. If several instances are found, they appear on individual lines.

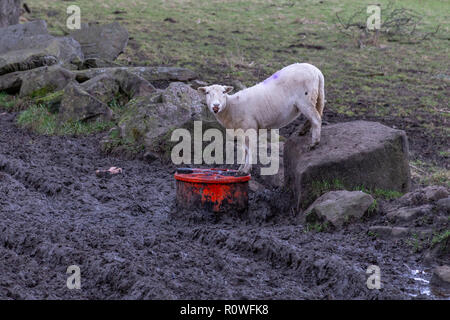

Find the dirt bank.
xmin=0 ymin=112 xmax=442 ymax=299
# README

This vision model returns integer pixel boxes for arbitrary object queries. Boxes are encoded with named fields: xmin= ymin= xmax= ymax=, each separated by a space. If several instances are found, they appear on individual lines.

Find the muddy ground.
xmin=0 ymin=111 xmax=444 ymax=300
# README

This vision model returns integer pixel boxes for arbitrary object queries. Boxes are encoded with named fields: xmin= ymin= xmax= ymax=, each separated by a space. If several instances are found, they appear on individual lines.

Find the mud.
xmin=0 ymin=112 xmax=443 ymax=299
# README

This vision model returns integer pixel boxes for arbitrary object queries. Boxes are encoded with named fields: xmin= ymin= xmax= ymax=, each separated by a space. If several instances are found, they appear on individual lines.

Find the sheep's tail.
xmin=316 ymin=71 xmax=325 ymax=118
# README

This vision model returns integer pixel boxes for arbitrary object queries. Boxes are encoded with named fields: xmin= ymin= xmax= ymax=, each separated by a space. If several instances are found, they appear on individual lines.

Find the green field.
xmin=11 ymin=0 xmax=450 ymax=185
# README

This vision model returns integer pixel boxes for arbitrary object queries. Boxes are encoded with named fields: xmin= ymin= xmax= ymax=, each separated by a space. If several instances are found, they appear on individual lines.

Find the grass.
xmin=304 ymin=222 xmax=328 ymax=233
xmin=367 ymin=199 xmax=378 ymax=214
xmin=411 ymin=159 xmax=450 ymax=187
xmin=367 ymin=230 xmax=378 ymax=238
xmin=17 ymin=104 xmax=115 ymax=136
xmin=404 ymin=229 xmax=449 ymax=254
xmin=368 ymin=189 xmax=403 ymax=200
xmin=0 ymin=92 xmax=17 ymax=110
xmin=311 ymin=178 xmax=403 ymax=200
xmin=311 ymin=179 xmax=345 ymax=199
xmin=406 ymin=233 xmax=423 ymax=253
xmin=431 ymin=229 xmax=450 ymax=247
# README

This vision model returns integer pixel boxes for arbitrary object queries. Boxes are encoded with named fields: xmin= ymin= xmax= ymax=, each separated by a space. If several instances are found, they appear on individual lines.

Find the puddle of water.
xmin=404 ymin=265 xmax=432 ymax=298
xmin=403 ymin=266 xmax=449 ymax=299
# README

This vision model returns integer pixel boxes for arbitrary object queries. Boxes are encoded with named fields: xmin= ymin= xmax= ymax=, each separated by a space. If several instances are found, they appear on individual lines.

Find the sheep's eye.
xmin=206 ymin=91 xmax=209 ymax=95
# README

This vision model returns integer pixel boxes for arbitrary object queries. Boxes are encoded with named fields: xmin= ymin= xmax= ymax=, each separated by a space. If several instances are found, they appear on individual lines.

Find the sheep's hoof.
xmin=238 ymin=167 xmax=251 ymax=175
xmin=308 ymin=142 xmax=319 ymax=151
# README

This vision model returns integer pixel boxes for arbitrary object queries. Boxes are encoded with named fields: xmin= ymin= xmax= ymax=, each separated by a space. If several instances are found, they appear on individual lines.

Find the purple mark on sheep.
xmin=263 ymin=72 xmax=280 ymax=84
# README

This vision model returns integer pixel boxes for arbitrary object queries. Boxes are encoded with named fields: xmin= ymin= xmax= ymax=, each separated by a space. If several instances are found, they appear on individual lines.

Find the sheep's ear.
xmin=224 ymin=86 xmax=234 ymax=94
xmin=197 ymin=87 xmax=207 ymax=94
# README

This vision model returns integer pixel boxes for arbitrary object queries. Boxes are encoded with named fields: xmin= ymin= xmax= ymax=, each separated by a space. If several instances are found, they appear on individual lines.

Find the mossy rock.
xmin=116 ymin=82 xmax=221 ymax=159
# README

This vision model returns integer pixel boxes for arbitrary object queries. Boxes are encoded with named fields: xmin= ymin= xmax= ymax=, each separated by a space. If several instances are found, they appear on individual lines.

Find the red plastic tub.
xmin=174 ymin=168 xmax=251 ymax=212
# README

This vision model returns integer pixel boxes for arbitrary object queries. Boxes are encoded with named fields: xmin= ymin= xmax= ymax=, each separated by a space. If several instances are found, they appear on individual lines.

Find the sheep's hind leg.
xmin=297 ymin=103 xmax=321 ymax=150
xmin=237 ymin=138 xmax=247 ymax=172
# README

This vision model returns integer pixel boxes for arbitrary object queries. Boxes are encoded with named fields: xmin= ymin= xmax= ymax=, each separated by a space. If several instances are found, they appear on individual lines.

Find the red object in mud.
xmin=174 ymin=168 xmax=251 ymax=212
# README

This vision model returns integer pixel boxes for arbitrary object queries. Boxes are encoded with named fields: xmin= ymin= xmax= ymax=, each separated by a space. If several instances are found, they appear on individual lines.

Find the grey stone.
xmin=368 ymin=226 xmax=393 ymax=237
xmin=386 ymin=205 xmax=433 ymax=222
xmin=285 ymin=121 xmax=411 ymax=209
xmin=304 ymin=190 xmax=375 ymax=229
xmin=0 ymin=20 xmax=49 ymax=52
xmin=436 ymin=197 xmax=450 ymax=214
xmin=19 ymin=65 xmax=75 ymax=97
xmin=189 ymin=79 xmax=208 ymax=90
xmin=398 ymin=186 xmax=449 ymax=206
xmin=115 ymin=82 xmax=206 ymax=155
xmin=80 ymin=73 xmax=120 ymax=104
xmin=0 ymin=35 xmax=83 ymax=74
xmin=79 ymin=69 xmax=156 ymax=102
xmin=430 ymin=265 xmax=450 ymax=297
xmin=391 ymin=227 xmax=410 ymax=237
xmin=369 ymin=226 xmax=410 ymax=238
xmin=112 ymin=69 xmax=156 ymax=98
xmin=423 ymin=185 xmax=449 ymax=202
xmin=59 ymin=82 xmax=113 ymax=122
xmin=0 ymin=0 xmax=23 ymax=28
xmin=0 ymin=49 xmax=58 ymax=75
xmin=74 ymin=66 xmax=197 ymax=84
xmin=0 ymin=70 xmax=24 ymax=93
xmin=70 ymin=22 xmax=129 ymax=61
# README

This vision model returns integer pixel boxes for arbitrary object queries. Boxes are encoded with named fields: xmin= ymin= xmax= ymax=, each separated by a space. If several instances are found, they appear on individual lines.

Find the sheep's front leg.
xmin=237 ymin=139 xmax=246 ymax=172
xmin=238 ymin=137 xmax=252 ymax=174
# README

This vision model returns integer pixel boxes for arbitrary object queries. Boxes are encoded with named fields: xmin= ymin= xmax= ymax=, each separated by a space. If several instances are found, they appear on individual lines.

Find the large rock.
xmin=59 ymin=82 xmax=112 ymax=122
xmin=0 ymin=0 xmax=21 ymax=28
xmin=111 ymin=69 xmax=156 ymax=98
xmin=368 ymin=226 xmax=409 ymax=239
xmin=70 ymin=22 xmax=128 ymax=61
xmin=19 ymin=65 xmax=75 ymax=97
xmin=386 ymin=205 xmax=432 ymax=222
xmin=0 ymin=35 xmax=83 ymax=74
xmin=304 ymin=190 xmax=375 ymax=229
xmin=114 ymin=82 xmax=205 ymax=156
xmin=79 ymin=69 xmax=156 ymax=103
xmin=0 ymin=64 xmax=76 ymax=95
xmin=0 ymin=48 xmax=58 ymax=75
xmin=436 ymin=197 xmax=450 ymax=214
xmin=430 ymin=265 xmax=450 ymax=297
xmin=74 ymin=66 xmax=197 ymax=84
xmin=79 ymin=73 xmax=121 ymax=104
xmin=397 ymin=185 xmax=449 ymax=207
xmin=0 ymin=21 xmax=83 ymax=73
xmin=285 ymin=121 xmax=411 ymax=209
xmin=0 ymin=69 xmax=25 ymax=93
xmin=0 ymin=20 xmax=49 ymax=52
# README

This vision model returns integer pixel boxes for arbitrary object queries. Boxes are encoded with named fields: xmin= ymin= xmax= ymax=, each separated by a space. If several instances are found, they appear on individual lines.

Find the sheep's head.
xmin=198 ymin=85 xmax=234 ymax=114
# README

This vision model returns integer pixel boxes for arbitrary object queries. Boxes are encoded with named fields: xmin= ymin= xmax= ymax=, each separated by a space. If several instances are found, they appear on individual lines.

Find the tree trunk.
xmin=0 ymin=0 xmax=22 ymax=28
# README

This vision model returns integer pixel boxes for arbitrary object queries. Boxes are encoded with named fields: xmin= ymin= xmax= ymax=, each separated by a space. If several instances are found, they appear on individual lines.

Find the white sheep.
xmin=198 ymin=62 xmax=325 ymax=173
